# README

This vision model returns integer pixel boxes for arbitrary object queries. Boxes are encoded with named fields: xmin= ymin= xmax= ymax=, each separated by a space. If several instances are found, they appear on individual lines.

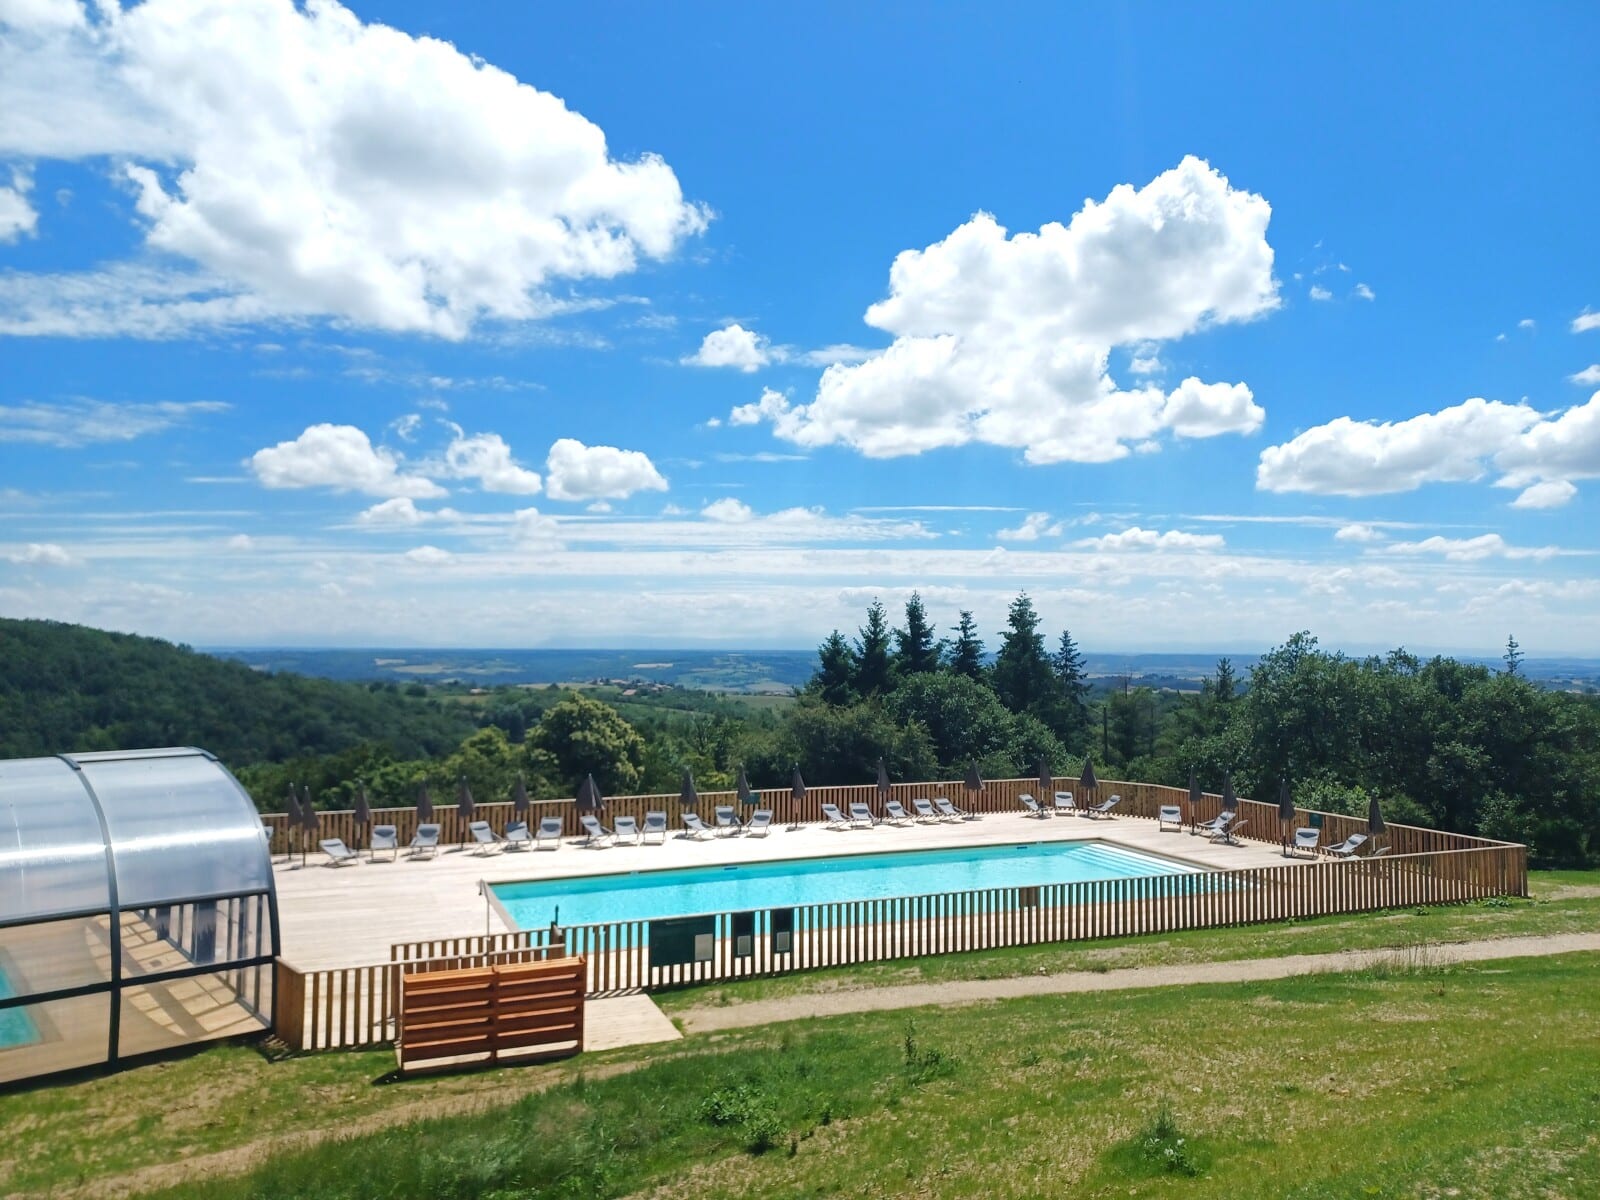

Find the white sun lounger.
xmin=1209 ymin=816 xmax=1247 ymax=845
xmin=467 ymin=820 xmax=502 ymax=855
xmin=820 ymin=803 xmax=850 ymax=830
xmin=1053 ymin=791 xmax=1078 ymax=816
xmin=578 ymin=814 xmax=612 ymax=847
xmin=912 ymin=797 xmax=941 ymax=823
xmin=1085 ymin=794 xmax=1121 ymax=819
xmin=848 ymin=801 xmax=876 ymax=827
xmin=746 ymin=810 xmax=773 ymax=836
xmin=1291 ymin=827 xmax=1320 ymax=856
xmin=934 ymin=797 xmax=973 ymax=822
xmin=502 ymin=820 xmax=531 ymax=850
xmin=714 ymin=806 xmax=743 ymax=836
xmin=1194 ymin=811 xmax=1235 ymax=837
xmin=681 ymin=812 xmax=713 ymax=839
xmin=643 ymin=811 xmax=668 ymax=844
xmin=409 ymin=823 xmax=441 ymax=859
xmin=1158 ymin=805 xmax=1183 ymax=831
xmin=882 ymin=800 xmax=913 ymax=826
xmin=320 ymin=838 xmax=358 ymax=866
xmin=369 ymin=824 xmax=399 ymax=861
xmin=1327 ymin=832 xmax=1369 ymax=859
xmin=535 ymin=816 xmax=563 ymax=849
xmin=613 ymin=815 xmax=641 ymax=844
xmin=1019 ymin=794 xmax=1046 ymax=818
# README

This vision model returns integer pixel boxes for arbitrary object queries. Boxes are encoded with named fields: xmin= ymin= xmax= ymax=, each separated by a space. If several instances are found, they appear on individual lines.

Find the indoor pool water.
xmin=0 ymin=969 xmax=41 ymax=1050
xmin=493 ymin=840 xmax=1208 ymax=931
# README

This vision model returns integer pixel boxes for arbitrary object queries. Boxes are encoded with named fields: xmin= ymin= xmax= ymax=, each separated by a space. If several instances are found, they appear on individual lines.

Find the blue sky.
xmin=1 ymin=1 xmax=1597 ymax=653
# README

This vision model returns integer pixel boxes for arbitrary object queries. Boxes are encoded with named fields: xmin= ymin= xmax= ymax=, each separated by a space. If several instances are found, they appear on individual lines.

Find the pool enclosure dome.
xmin=0 ymin=748 xmax=279 ymax=1085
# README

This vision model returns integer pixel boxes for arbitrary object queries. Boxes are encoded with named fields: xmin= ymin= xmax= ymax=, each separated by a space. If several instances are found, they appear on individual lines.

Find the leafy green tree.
xmin=525 ymin=693 xmax=646 ymax=795
xmin=991 ymin=593 xmax=1054 ymax=718
xmin=892 ymin=592 xmax=940 ymax=677
xmin=853 ymin=600 xmax=894 ymax=698
xmin=784 ymin=697 xmax=936 ymax=786
xmin=945 ymin=610 xmax=985 ymax=680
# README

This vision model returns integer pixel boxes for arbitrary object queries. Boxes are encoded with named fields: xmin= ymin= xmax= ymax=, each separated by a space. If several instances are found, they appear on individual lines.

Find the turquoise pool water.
xmin=493 ymin=840 xmax=1207 ymax=931
xmin=0 ymin=968 xmax=41 ymax=1050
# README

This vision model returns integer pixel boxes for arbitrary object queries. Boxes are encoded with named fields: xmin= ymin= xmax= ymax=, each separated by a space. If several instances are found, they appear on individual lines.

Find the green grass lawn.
xmin=654 ymin=869 xmax=1600 ymax=1013
xmin=1 ymin=872 xmax=1594 ymax=1199
xmin=56 ymin=952 xmax=1600 ymax=1199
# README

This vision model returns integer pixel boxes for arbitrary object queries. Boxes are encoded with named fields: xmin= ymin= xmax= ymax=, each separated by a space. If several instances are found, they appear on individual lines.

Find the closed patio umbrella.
xmin=965 ymin=761 xmax=983 ymax=815
xmin=737 ymin=764 xmax=757 ymax=808
xmin=577 ymin=773 xmax=604 ymax=814
xmin=353 ymin=784 xmax=371 ymax=851
xmin=1278 ymin=778 xmax=1296 ymax=855
xmin=1221 ymin=772 xmax=1237 ymax=815
xmin=789 ymin=765 xmax=806 ymax=830
xmin=1367 ymin=794 xmax=1386 ymax=845
xmin=679 ymin=767 xmax=698 ymax=811
xmin=416 ymin=780 xmax=435 ymax=824
xmin=284 ymin=783 xmax=302 ymax=862
xmin=1036 ymin=757 xmax=1053 ymax=801
xmin=299 ymin=785 xmax=319 ymax=867
xmin=875 ymin=756 xmax=892 ymax=800
xmin=511 ymin=773 xmax=530 ymax=820
xmin=1078 ymin=756 xmax=1097 ymax=800
xmin=456 ymin=775 xmax=475 ymax=846
xmin=1187 ymin=767 xmax=1203 ymax=833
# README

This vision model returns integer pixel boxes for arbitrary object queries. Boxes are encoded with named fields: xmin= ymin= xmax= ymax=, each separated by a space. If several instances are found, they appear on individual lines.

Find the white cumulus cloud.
xmin=701 ymin=497 xmax=754 ymax=523
xmin=1354 ymin=283 xmax=1375 ymax=301
xmin=1309 ymin=285 xmax=1333 ymax=301
xmin=0 ymin=0 xmax=707 ymax=338
xmin=1074 ymin=527 xmax=1225 ymax=551
xmin=1573 ymin=311 xmax=1600 ymax=334
xmin=0 ymin=168 xmax=36 ymax=241
xmin=1568 ymin=365 xmax=1600 ymax=386
xmin=1510 ymin=480 xmax=1577 ymax=509
xmin=683 ymin=324 xmax=774 ymax=372
xmin=1383 ymin=534 xmax=1559 ymax=562
xmin=544 ymin=438 xmax=667 ymax=501
xmin=1161 ymin=378 xmax=1263 ymax=438
xmin=403 ymin=545 xmax=453 ymax=565
xmin=510 ymin=506 xmax=562 ymax=549
xmin=1334 ymin=523 xmax=1383 ymax=543
xmin=996 ymin=513 xmax=1063 ymax=542
xmin=250 ymin=423 xmax=445 ymax=498
xmin=357 ymin=497 xmax=427 ymax=526
xmin=440 ymin=431 xmax=542 ymax=495
xmin=732 ymin=157 xmax=1278 ymax=464
xmin=6 ymin=540 xmax=74 ymax=565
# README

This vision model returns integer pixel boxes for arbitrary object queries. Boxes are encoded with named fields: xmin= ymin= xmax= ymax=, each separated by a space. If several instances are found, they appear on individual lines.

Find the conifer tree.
xmin=893 ymin=591 xmax=940 ymax=677
xmin=946 ymin=610 xmax=986 ymax=680
xmin=853 ymin=600 xmax=894 ymax=697
xmin=992 ymin=593 xmax=1054 ymax=716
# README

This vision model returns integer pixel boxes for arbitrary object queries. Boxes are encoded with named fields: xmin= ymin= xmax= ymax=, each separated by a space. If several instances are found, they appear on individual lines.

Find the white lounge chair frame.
xmin=613 ymin=815 xmax=642 ymax=844
xmin=535 ymin=816 xmax=563 ymax=849
xmin=820 ymin=803 xmax=850 ymax=830
xmin=746 ymin=810 xmax=774 ymax=836
xmin=681 ymin=812 xmax=713 ymax=839
xmin=911 ymin=797 xmax=941 ymax=823
xmin=409 ymin=823 xmax=441 ymax=859
xmin=1085 ymin=794 xmax=1121 ymax=820
xmin=642 ymin=811 xmax=668 ymax=844
xmin=320 ymin=837 xmax=358 ymax=866
xmin=714 ymin=806 xmax=743 ymax=836
xmin=1053 ymin=791 xmax=1078 ymax=816
xmin=468 ymin=820 xmax=502 ymax=855
xmin=848 ymin=802 xmax=876 ymax=828
xmin=1019 ymin=794 xmax=1046 ymax=818
xmin=502 ymin=820 xmax=532 ymax=850
xmin=934 ymin=797 xmax=973 ymax=822
xmin=369 ymin=824 xmax=399 ymax=862
xmin=578 ymin=814 xmax=612 ymax=847
xmin=883 ymin=800 xmax=913 ymax=826
xmin=1158 ymin=805 xmax=1183 ymax=832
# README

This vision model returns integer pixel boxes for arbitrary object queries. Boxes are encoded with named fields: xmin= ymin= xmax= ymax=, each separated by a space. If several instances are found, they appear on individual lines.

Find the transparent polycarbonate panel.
xmin=0 ymin=916 xmax=114 ymax=997
xmin=79 ymin=753 xmax=271 ymax=908
xmin=120 ymin=894 xmax=271 ymax=977
xmin=0 ymin=993 xmax=110 ymax=1085
xmin=117 ymin=967 xmax=272 ymax=1060
xmin=0 ymin=757 xmax=112 ymax=923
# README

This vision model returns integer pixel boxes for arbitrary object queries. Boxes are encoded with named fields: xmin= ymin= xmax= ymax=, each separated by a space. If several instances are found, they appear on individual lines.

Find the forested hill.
xmin=0 ymin=619 xmax=474 ymax=765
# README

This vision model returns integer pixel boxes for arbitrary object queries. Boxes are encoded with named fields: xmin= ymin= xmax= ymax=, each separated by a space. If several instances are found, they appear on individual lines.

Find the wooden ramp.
xmin=397 ymin=956 xmax=585 ymax=1075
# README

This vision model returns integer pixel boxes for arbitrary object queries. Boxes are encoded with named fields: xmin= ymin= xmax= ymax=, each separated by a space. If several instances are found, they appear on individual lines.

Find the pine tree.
xmin=992 ymin=593 xmax=1054 ymax=716
xmin=853 ymin=600 xmax=894 ymax=697
xmin=1503 ymin=635 xmax=1523 ymax=677
xmin=893 ymin=592 xmax=940 ymax=677
xmin=1052 ymin=629 xmax=1091 ymax=749
xmin=945 ymin=610 xmax=985 ymax=680
xmin=1214 ymin=657 xmax=1237 ymax=703
xmin=813 ymin=630 xmax=857 ymax=706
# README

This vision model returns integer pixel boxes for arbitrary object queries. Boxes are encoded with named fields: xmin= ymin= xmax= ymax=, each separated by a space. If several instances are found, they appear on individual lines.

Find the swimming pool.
xmin=492 ymin=840 xmax=1208 ymax=931
xmin=0 ymin=968 xmax=41 ymax=1051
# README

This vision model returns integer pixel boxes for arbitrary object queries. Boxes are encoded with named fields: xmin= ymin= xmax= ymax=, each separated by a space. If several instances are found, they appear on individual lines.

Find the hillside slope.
xmin=0 ymin=619 xmax=474 ymax=766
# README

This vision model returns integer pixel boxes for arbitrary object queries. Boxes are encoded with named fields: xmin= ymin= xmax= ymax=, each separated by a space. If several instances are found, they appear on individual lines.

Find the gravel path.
xmin=675 ymin=932 xmax=1600 ymax=1034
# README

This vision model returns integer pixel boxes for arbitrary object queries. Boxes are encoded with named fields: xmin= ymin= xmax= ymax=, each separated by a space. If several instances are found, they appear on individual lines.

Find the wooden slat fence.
xmin=274 ymin=931 xmax=563 ymax=1051
xmin=558 ymin=842 xmax=1526 ymax=994
xmin=396 ymin=956 xmax=585 ymax=1073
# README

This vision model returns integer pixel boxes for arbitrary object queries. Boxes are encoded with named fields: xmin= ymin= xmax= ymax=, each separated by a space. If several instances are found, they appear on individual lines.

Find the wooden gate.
xmin=396 ymin=955 xmax=585 ymax=1073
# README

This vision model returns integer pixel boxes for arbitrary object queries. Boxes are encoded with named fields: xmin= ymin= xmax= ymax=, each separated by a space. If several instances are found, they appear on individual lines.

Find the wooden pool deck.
xmin=272 ymin=811 xmax=1313 ymax=971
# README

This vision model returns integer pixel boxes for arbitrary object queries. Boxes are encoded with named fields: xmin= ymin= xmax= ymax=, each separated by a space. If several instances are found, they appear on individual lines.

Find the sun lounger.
xmin=714 ymin=805 xmax=743 ymax=836
xmin=1209 ymin=817 xmax=1247 ymax=845
xmin=912 ymin=797 xmax=942 ymax=823
xmin=578 ymin=814 xmax=612 ymax=847
xmin=1158 ymin=805 xmax=1183 ymax=832
xmin=848 ymin=801 xmax=876 ymax=828
xmin=370 ymin=824 xmax=398 ymax=861
xmin=1367 ymin=844 xmax=1390 ymax=859
xmin=1019 ymin=793 xmax=1046 ymax=818
xmin=1326 ymin=832 xmax=1368 ymax=859
xmin=746 ymin=810 xmax=773 ymax=836
xmin=613 ymin=815 xmax=641 ymax=844
xmin=1053 ymin=791 xmax=1078 ymax=816
xmin=502 ymin=820 xmax=531 ymax=850
xmin=643 ymin=811 xmax=668 ymax=844
xmin=1291 ymin=827 xmax=1320 ymax=856
xmin=883 ymin=800 xmax=913 ymax=825
xmin=408 ymin=823 xmax=441 ymax=859
xmin=1194 ymin=811 xmax=1234 ymax=837
xmin=320 ymin=838 xmax=358 ymax=866
xmin=681 ymin=812 xmax=713 ymax=839
xmin=467 ymin=820 xmax=502 ymax=855
xmin=820 ymin=803 xmax=850 ymax=830
xmin=934 ymin=797 xmax=974 ymax=822
xmin=535 ymin=816 xmax=563 ymax=849
xmin=1085 ymin=794 xmax=1121 ymax=819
